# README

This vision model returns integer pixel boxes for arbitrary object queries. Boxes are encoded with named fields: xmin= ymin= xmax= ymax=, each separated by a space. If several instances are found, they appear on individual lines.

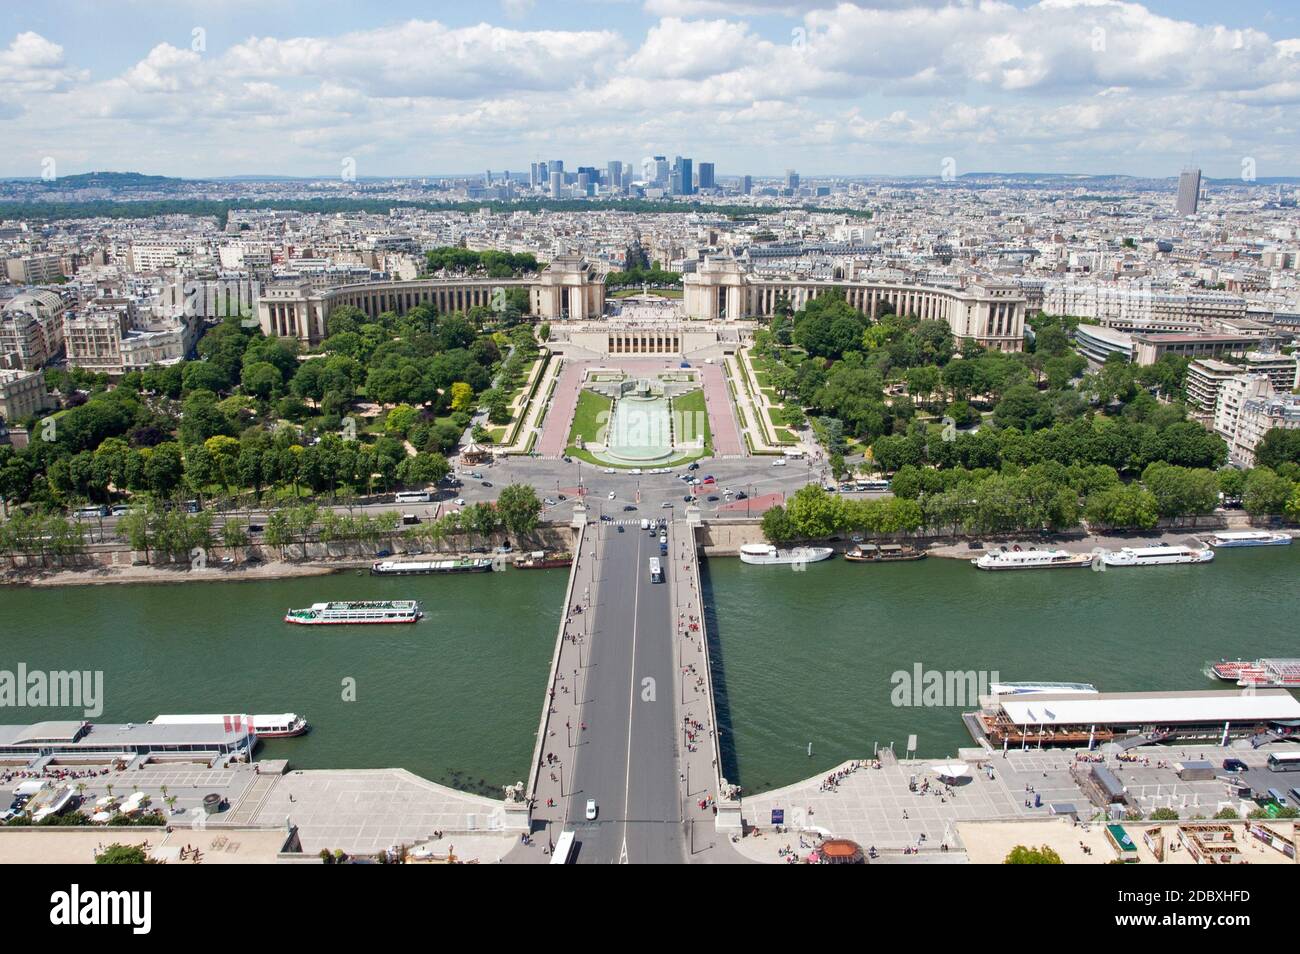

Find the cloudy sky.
xmin=4 ymin=0 xmax=1300 ymax=180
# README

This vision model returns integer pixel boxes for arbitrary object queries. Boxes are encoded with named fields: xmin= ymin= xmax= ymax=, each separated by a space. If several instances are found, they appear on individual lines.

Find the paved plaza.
xmin=250 ymin=768 xmax=515 ymax=861
xmin=734 ymin=741 xmax=1300 ymax=862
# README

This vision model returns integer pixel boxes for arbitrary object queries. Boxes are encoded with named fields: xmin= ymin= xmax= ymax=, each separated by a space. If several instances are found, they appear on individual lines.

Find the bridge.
xmin=522 ymin=508 xmax=738 ymax=863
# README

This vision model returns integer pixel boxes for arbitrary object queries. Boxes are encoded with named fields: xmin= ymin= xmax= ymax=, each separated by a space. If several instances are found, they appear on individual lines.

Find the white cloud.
xmin=1 ymin=3 xmax=1299 ymax=177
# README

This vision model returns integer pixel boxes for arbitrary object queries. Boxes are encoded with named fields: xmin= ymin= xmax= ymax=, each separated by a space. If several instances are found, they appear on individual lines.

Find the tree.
xmin=1004 ymin=845 xmax=1063 ymax=864
xmin=1084 ymin=484 xmax=1159 ymax=531
xmin=449 ymin=382 xmax=474 ymax=412
xmin=786 ymin=484 xmax=843 ymax=539
xmin=496 ymin=483 xmax=542 ymax=536
xmin=760 ymin=504 xmax=797 ymax=544
xmin=396 ymin=452 xmax=449 ymax=489
xmin=1242 ymin=467 xmax=1293 ymax=516
xmin=96 ymin=843 xmax=155 ymax=864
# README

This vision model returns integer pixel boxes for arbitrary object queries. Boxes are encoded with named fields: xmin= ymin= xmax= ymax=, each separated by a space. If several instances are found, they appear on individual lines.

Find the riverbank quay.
xmin=0 ymin=761 xmax=518 ymax=864
xmin=732 ymin=742 xmax=1300 ymax=864
xmin=8 ymin=510 xmax=1288 ymax=585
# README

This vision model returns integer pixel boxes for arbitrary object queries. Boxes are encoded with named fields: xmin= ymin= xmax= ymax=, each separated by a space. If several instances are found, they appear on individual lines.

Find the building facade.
xmin=683 ymin=258 xmax=1027 ymax=351
xmin=256 ymin=256 xmax=606 ymax=346
xmin=0 ymin=368 xmax=52 ymax=424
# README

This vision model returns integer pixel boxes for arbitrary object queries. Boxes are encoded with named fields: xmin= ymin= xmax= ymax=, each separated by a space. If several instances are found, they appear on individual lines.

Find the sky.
xmin=4 ymin=0 xmax=1300 ymax=180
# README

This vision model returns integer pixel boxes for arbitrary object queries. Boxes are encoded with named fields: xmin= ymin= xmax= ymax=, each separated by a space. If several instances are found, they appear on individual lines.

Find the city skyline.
xmin=5 ymin=1 xmax=1300 ymax=180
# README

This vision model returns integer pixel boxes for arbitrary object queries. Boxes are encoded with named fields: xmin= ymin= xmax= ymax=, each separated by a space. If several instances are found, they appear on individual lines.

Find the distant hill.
xmin=0 ymin=171 xmax=186 ymax=191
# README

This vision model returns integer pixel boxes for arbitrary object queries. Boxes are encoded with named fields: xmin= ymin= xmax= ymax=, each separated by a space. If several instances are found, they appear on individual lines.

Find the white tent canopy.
xmin=930 ymin=762 xmax=970 ymax=779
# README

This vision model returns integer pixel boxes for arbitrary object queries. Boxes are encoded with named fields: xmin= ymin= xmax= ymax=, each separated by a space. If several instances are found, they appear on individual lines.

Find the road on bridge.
xmin=566 ymin=522 xmax=685 ymax=864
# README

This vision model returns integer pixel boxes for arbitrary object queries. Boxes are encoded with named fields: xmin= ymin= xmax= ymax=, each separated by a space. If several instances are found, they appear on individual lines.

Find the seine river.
xmin=2 ymin=546 xmax=1296 ymax=796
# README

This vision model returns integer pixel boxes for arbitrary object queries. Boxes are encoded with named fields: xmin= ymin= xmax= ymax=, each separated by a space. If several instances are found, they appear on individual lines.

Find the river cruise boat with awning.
xmin=370 ymin=558 xmax=492 ymax=575
xmin=1206 ymin=530 xmax=1292 ymax=548
xmin=990 ymin=681 xmax=1098 ymax=696
xmin=151 ymin=713 xmax=310 ymax=738
xmin=973 ymin=548 xmax=1095 ymax=570
xmin=284 ymin=601 xmax=422 ymax=625
xmin=739 ymin=543 xmax=834 ymax=566
xmin=1208 ymin=658 xmax=1300 ymax=689
xmin=1100 ymin=545 xmax=1213 ymax=567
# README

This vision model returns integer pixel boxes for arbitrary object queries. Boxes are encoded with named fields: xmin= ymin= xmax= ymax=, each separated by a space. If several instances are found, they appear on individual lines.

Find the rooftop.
xmin=997 ymin=689 xmax=1300 ymax=727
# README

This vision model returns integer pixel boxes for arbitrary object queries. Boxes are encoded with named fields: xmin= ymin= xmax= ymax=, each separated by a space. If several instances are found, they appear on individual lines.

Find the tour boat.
xmin=1100 ymin=545 xmax=1213 ymax=567
xmin=844 ymin=543 xmax=926 ymax=563
xmin=1206 ymin=530 xmax=1292 ymax=548
xmin=739 ymin=543 xmax=834 ymax=566
xmin=972 ymin=548 xmax=1095 ymax=570
xmin=151 ymin=713 xmax=310 ymax=738
xmin=370 ymin=558 xmax=493 ymax=575
xmin=989 ymin=681 xmax=1099 ymax=696
xmin=1207 ymin=658 xmax=1300 ymax=688
xmin=512 ymin=551 xmax=573 ymax=570
xmin=284 ymin=601 xmax=422 ymax=624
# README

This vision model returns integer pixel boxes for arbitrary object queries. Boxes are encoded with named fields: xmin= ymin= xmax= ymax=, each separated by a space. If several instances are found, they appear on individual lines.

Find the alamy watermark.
xmin=0 ymin=664 xmax=104 ymax=717
xmin=891 ymin=664 xmax=999 ymax=708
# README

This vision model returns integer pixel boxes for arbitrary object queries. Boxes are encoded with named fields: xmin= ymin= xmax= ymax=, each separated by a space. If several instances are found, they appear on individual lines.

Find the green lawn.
xmin=672 ymin=388 xmax=711 ymax=450
xmin=567 ymin=389 xmax=612 ymax=446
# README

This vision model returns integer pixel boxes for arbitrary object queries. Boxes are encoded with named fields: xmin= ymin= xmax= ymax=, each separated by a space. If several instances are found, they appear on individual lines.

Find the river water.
xmin=2 ymin=546 xmax=1295 ymax=796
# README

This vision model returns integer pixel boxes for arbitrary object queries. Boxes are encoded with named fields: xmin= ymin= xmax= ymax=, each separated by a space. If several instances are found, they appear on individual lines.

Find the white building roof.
xmin=999 ymin=689 xmax=1300 ymax=727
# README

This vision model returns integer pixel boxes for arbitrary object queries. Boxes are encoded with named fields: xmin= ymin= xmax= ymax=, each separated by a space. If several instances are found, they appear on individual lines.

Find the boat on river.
xmin=284 ymin=601 xmax=422 ymax=625
xmin=972 ymin=548 xmax=1095 ymax=570
xmin=844 ymin=543 xmax=926 ymax=563
xmin=739 ymin=543 xmax=834 ymax=566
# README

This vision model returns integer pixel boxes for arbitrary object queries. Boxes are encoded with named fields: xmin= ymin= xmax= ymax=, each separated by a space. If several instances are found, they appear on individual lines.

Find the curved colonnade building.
xmin=257 ymin=253 xmax=1026 ymax=354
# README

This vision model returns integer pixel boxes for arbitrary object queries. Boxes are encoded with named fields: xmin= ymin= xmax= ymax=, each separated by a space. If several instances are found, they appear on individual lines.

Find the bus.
xmin=1267 ymin=752 xmax=1300 ymax=772
xmin=550 ymin=829 xmax=576 ymax=864
xmin=648 ymin=557 xmax=663 ymax=583
xmin=395 ymin=491 xmax=432 ymax=504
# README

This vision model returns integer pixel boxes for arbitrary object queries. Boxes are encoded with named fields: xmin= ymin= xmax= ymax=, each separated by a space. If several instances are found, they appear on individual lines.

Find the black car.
xmin=617 ymin=526 xmax=624 ymax=533
xmin=558 ymin=494 xmax=567 ymax=500
xmin=482 ymin=481 xmax=492 ymax=487
xmin=683 ymin=495 xmax=694 ymax=502
xmin=599 ymin=514 xmax=612 ymax=522
xmin=622 ymin=504 xmax=637 ymax=512
xmin=1223 ymin=758 xmax=1249 ymax=772
xmin=707 ymin=495 xmax=720 ymax=502
xmin=734 ymin=492 xmax=747 ymax=500
xmin=687 ymin=462 xmax=700 ymax=471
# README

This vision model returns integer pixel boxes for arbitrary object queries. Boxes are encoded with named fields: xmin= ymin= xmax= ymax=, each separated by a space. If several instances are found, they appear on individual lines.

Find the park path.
xmin=700 ymin=363 xmax=744 ymax=456
xmin=537 ymin=360 xmax=584 ymax=457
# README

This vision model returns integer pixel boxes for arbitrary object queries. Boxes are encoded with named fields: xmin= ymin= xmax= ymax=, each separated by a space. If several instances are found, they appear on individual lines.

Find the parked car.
xmin=687 ymin=462 xmax=700 ymax=471
xmin=585 ymin=798 xmax=598 ymax=821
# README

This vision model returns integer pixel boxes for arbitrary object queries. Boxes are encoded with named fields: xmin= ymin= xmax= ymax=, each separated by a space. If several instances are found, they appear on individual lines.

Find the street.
xmin=565 ymin=523 xmax=684 ymax=864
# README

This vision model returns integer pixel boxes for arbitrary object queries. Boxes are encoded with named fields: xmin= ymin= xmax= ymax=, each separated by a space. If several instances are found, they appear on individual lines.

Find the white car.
xmin=608 ymin=491 xmax=616 ymax=500
xmin=602 ymin=467 xmax=616 ymax=475
xmin=772 ymin=459 xmax=787 ymax=467
xmin=454 ymin=497 xmax=466 ymax=506
xmin=585 ymin=798 xmax=598 ymax=821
